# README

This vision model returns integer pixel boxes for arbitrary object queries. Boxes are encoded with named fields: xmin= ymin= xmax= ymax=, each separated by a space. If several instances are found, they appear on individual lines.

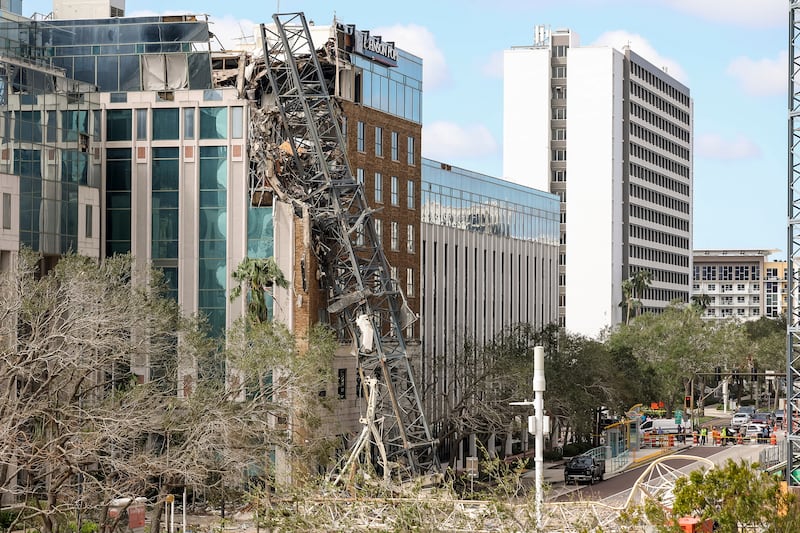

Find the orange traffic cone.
xmin=771 ymin=432 xmax=777 ymax=446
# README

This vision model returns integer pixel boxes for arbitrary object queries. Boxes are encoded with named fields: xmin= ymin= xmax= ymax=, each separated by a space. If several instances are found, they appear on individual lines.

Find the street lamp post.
xmin=532 ymin=345 xmax=546 ymax=530
xmin=512 ymin=345 xmax=546 ymax=530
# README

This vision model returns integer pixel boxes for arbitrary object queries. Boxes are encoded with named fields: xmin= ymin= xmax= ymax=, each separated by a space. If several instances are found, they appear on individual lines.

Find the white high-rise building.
xmin=503 ymin=26 xmax=693 ymax=337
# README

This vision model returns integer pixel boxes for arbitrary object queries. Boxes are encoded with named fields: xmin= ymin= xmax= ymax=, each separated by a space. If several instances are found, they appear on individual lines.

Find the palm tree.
xmin=619 ymin=269 xmax=652 ymax=324
xmin=691 ymin=293 xmax=712 ymax=312
xmin=230 ymin=257 xmax=288 ymax=323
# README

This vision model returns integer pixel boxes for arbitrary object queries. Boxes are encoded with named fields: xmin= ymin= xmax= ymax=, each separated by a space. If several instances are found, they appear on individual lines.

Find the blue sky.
xmin=22 ymin=0 xmax=788 ymax=257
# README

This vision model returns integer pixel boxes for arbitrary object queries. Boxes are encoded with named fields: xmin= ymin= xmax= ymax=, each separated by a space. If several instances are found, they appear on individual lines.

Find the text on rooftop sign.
xmin=336 ymin=22 xmax=398 ymax=67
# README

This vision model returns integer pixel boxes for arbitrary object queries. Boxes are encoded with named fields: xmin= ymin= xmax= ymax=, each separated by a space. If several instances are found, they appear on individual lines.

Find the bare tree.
xmin=0 ymin=250 xmax=335 ymax=533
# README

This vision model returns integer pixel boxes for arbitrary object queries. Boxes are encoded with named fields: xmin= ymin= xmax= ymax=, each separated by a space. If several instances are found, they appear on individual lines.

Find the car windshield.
xmin=569 ymin=457 xmax=592 ymax=467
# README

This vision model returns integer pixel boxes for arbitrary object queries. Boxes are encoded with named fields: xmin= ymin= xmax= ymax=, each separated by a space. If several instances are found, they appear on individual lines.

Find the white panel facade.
xmin=502 ymin=48 xmax=552 ymax=189
xmin=420 ymin=222 xmax=558 ymax=424
xmin=564 ymin=47 xmax=625 ymax=337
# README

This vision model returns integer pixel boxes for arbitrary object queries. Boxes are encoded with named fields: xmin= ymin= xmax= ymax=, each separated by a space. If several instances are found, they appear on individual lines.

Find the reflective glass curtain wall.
xmin=199 ymin=146 xmax=227 ymax=336
xmin=0 ymin=15 xmax=100 ymax=256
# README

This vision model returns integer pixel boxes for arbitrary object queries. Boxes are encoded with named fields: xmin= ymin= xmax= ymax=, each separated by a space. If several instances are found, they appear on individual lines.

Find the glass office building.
xmin=0 ymin=11 xmax=101 ymax=260
xmin=421 ymin=158 xmax=559 ymax=243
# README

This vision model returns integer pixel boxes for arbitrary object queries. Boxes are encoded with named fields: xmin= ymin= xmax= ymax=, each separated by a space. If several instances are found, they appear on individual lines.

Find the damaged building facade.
xmin=1 ymin=0 xmax=560 ymax=474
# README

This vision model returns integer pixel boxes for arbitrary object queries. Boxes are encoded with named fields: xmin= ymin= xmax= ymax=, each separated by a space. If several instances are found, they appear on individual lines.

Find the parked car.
xmin=731 ymin=412 xmax=751 ymax=429
xmin=564 ymin=455 xmax=605 ymax=485
xmin=751 ymin=412 xmax=772 ymax=425
xmin=738 ymin=405 xmax=756 ymax=416
xmin=743 ymin=423 xmax=770 ymax=443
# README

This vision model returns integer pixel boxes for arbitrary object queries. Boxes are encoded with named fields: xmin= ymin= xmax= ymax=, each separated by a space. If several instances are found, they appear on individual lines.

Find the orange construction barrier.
xmin=677 ymin=517 xmax=714 ymax=532
xmin=668 ymin=434 xmax=675 ymax=447
xmin=771 ymin=432 xmax=777 ymax=446
xmin=693 ymin=432 xmax=698 ymax=445
xmin=737 ymin=433 xmax=743 ymax=445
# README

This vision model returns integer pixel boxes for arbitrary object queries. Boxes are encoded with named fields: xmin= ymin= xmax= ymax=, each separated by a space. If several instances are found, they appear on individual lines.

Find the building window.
xmin=356 ymin=373 xmax=363 ymax=398
xmin=135 ymin=108 xmax=148 ymax=140
xmin=231 ymin=107 xmax=243 ymax=139
xmin=2 ymin=192 xmax=10 ymax=230
xmin=407 ymin=224 xmax=414 ymax=253
xmin=552 ymin=65 xmax=567 ymax=78
xmin=199 ymin=107 xmax=227 ymax=139
xmin=553 ymin=169 xmax=566 ymax=181
xmin=85 ymin=204 xmax=93 ymax=238
xmin=107 ymin=109 xmax=133 ymax=141
xmin=407 ymin=136 xmax=415 ymax=165
xmin=552 ymin=128 xmax=566 ymax=140
xmin=357 ymin=121 xmax=365 ymax=152
xmin=183 ymin=108 xmax=195 ymax=139
xmin=374 ymin=219 xmax=382 ymax=243
xmin=390 ymin=221 xmax=399 ymax=251
xmin=375 ymin=172 xmax=383 ymax=203
xmin=407 ymin=180 xmax=415 ymax=209
xmin=391 ymin=176 xmax=399 ymax=205
xmin=337 ymin=368 xmax=347 ymax=399
xmin=391 ymin=131 xmax=399 ymax=161
xmin=553 ymin=107 xmax=567 ymax=120
xmin=553 ymin=149 xmax=566 ymax=161
xmin=553 ymin=86 xmax=566 ymax=99
xmin=152 ymin=108 xmax=179 ymax=140
xmin=553 ymin=45 xmax=567 ymax=57
xmin=375 ymin=126 xmax=383 ymax=156
xmin=356 ymin=167 xmax=364 ymax=185
xmin=406 ymin=267 xmax=414 ymax=297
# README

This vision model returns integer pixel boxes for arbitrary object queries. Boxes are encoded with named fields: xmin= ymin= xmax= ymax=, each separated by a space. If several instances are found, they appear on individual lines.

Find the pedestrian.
xmin=720 ymin=426 xmax=727 ymax=446
xmin=700 ymin=426 xmax=707 ymax=445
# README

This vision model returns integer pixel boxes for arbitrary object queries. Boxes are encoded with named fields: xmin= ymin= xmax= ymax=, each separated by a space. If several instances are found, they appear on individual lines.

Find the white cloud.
xmin=695 ymin=133 xmax=761 ymax=160
xmin=207 ymin=15 xmax=259 ymax=50
xmin=421 ymin=121 xmax=499 ymax=161
xmin=660 ymin=0 xmax=784 ymax=28
xmin=372 ymin=24 xmax=451 ymax=90
xmin=591 ymin=31 xmax=688 ymax=84
xmin=726 ymin=50 xmax=787 ymax=97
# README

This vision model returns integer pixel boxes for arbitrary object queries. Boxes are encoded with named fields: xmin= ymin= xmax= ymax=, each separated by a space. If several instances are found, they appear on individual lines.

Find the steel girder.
xmin=788 ymin=0 xmax=800 ymax=485
xmin=258 ymin=13 xmax=439 ymax=480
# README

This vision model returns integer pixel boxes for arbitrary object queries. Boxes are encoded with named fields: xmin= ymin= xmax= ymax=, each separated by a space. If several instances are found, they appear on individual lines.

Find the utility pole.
xmin=532 ymin=345 xmax=546 ymax=530
xmin=509 ymin=345 xmax=547 ymax=531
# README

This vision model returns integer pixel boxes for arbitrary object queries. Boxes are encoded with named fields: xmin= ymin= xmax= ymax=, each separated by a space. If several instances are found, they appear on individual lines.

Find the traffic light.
xmin=715 ymin=366 xmax=721 ymax=382
xmin=751 ymin=364 xmax=758 ymax=382
xmin=684 ymin=395 xmax=691 ymax=409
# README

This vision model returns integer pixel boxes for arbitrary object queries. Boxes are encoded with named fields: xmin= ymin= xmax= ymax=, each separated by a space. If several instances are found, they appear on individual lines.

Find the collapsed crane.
xmin=256 ymin=12 xmax=439 ymax=484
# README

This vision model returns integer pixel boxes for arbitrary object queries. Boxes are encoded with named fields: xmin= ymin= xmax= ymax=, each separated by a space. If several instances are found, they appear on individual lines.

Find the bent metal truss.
xmin=258 ymin=12 xmax=439 ymax=482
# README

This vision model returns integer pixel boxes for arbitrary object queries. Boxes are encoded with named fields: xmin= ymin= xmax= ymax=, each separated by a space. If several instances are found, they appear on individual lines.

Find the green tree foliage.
xmin=620 ymin=270 xmax=653 ymax=324
xmin=606 ymin=303 xmax=748 ymax=413
xmin=230 ymin=257 xmax=288 ymax=323
xmin=644 ymin=460 xmax=800 ymax=532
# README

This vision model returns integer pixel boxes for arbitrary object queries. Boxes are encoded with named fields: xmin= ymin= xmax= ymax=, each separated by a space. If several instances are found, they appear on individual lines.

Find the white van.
xmin=640 ymin=418 xmax=683 ymax=434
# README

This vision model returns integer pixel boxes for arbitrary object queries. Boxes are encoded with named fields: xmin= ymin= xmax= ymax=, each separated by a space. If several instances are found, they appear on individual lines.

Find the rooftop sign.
xmin=336 ymin=22 xmax=398 ymax=67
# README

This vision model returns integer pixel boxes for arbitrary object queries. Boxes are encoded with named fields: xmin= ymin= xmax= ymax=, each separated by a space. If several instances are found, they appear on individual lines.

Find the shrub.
xmin=562 ymin=443 xmax=580 ymax=457
xmin=543 ymin=449 xmax=563 ymax=461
